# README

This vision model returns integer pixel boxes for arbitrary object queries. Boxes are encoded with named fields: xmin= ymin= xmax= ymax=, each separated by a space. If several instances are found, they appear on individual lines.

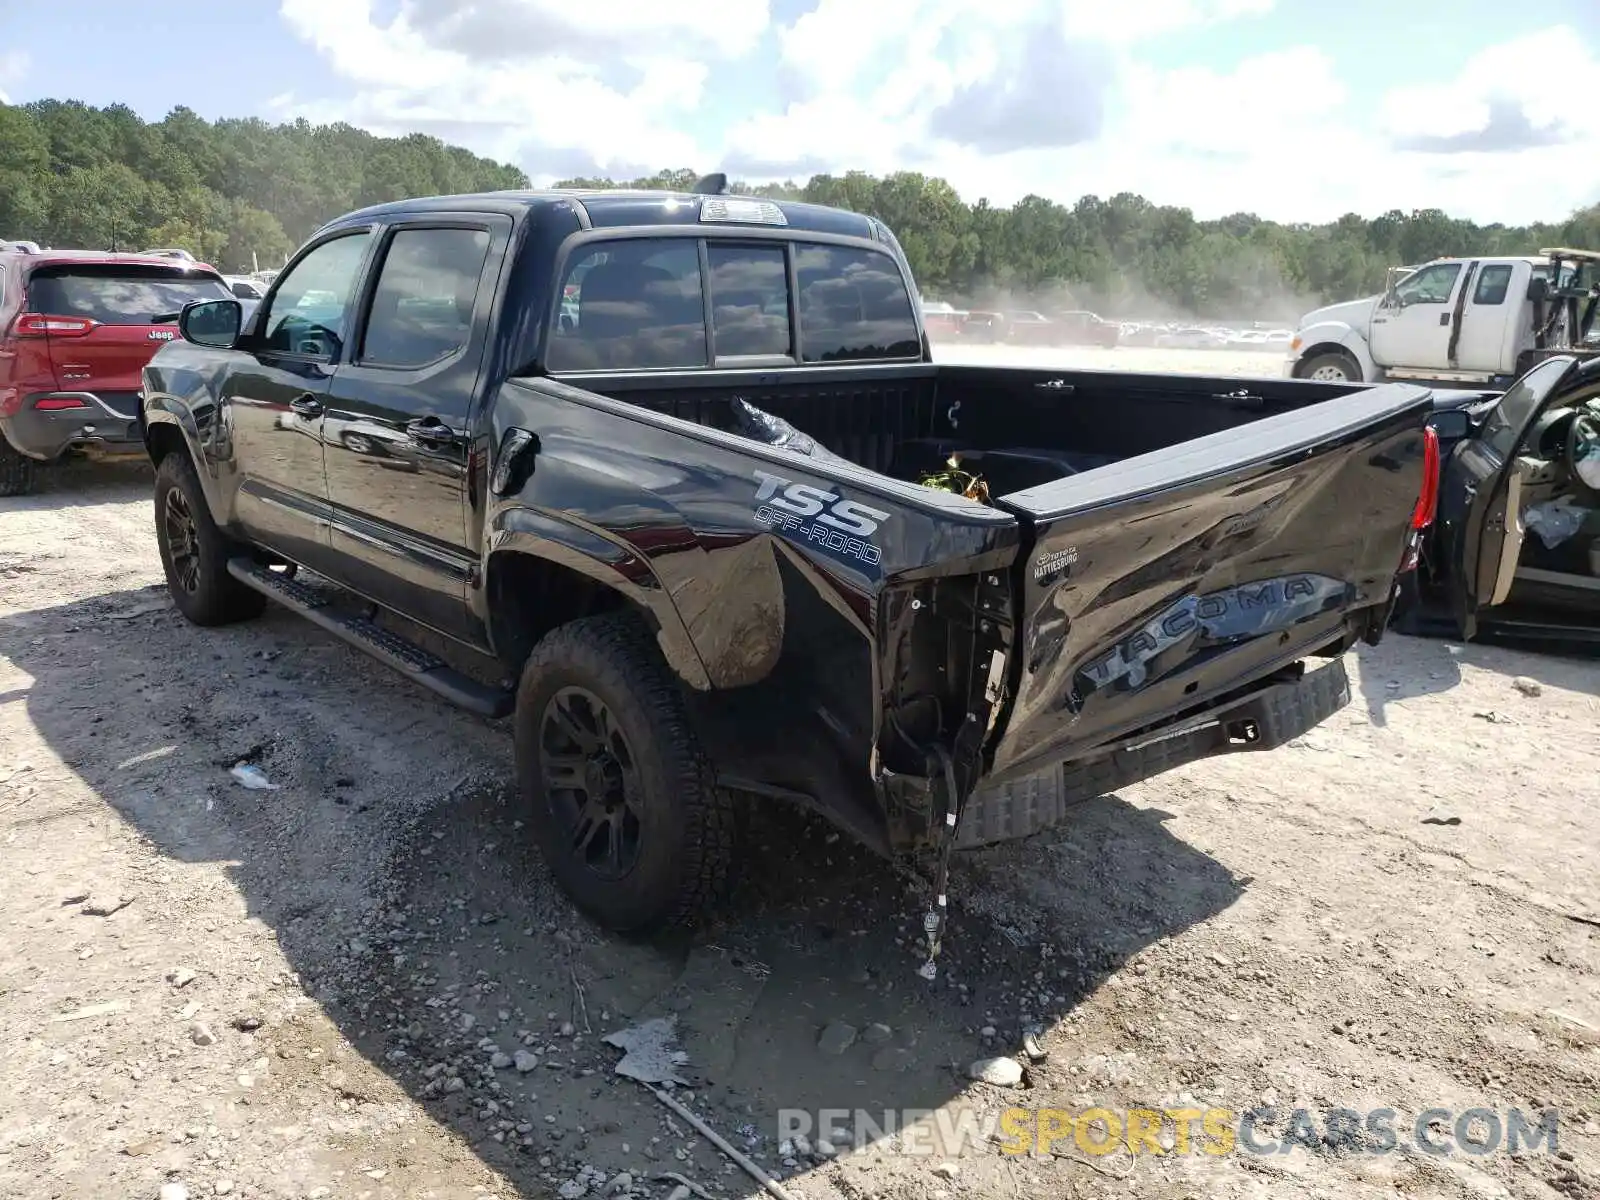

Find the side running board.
xmin=226 ymin=558 xmax=513 ymax=719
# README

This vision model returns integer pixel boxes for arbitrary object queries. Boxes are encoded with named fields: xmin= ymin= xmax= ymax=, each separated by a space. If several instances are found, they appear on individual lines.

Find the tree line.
xmin=4 ymin=101 xmax=1599 ymax=318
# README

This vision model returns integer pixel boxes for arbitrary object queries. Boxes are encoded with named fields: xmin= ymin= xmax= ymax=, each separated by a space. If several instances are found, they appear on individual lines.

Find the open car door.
xmin=1442 ymin=355 xmax=1578 ymax=639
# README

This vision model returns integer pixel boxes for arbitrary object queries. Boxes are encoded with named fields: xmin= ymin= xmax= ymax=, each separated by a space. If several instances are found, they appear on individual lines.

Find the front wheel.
xmin=513 ymin=612 xmax=735 ymax=934
xmin=153 ymin=453 xmax=267 ymax=626
xmin=1297 ymin=351 xmax=1363 ymax=383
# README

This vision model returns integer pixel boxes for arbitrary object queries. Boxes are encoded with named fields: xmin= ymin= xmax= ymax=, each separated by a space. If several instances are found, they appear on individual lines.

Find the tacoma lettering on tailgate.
xmin=1077 ymin=573 xmax=1351 ymax=693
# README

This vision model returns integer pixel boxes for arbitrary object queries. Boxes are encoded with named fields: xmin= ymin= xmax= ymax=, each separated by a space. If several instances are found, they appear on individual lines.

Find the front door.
xmin=1369 ymin=261 xmax=1463 ymax=371
xmin=225 ymin=230 xmax=376 ymax=573
xmin=1440 ymin=356 xmax=1577 ymax=638
xmin=321 ymin=217 xmax=508 ymax=642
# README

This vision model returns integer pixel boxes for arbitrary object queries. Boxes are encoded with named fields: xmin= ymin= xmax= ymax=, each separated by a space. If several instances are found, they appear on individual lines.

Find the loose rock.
xmin=968 ymin=1056 xmax=1024 ymax=1087
xmin=817 ymin=1021 xmax=858 ymax=1055
xmin=159 ymin=1184 xmax=190 ymax=1200
xmin=189 ymin=1022 xmax=216 ymax=1047
xmin=862 ymin=1022 xmax=893 ymax=1045
xmin=167 ymin=968 xmax=197 ymax=988
xmin=514 ymin=1049 xmax=539 ymax=1072
xmin=1512 ymin=676 xmax=1542 ymax=697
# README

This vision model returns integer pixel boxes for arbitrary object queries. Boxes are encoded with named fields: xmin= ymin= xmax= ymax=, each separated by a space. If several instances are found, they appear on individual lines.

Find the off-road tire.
xmin=513 ymin=611 xmax=735 ymax=934
xmin=1297 ymin=351 xmax=1363 ymax=383
xmin=0 ymin=436 xmax=37 ymax=497
xmin=153 ymin=452 xmax=267 ymax=626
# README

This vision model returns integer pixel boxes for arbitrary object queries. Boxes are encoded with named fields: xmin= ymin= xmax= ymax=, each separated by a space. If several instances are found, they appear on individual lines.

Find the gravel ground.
xmin=1 ymin=347 xmax=1596 ymax=1200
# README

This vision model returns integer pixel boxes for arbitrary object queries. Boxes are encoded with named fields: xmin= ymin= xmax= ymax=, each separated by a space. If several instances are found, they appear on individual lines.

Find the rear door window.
xmin=707 ymin=243 xmax=790 ymax=359
xmin=27 ymin=266 xmax=232 ymax=324
xmin=547 ymin=239 xmax=706 ymax=372
xmin=1473 ymin=265 xmax=1514 ymax=305
xmin=359 ymin=227 xmax=492 ymax=369
xmin=794 ymin=243 xmax=920 ymax=362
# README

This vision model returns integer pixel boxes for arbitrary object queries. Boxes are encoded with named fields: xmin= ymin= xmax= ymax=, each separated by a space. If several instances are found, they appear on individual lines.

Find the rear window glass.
xmin=547 ymin=239 xmax=707 ymax=372
xmin=28 ymin=266 xmax=232 ymax=325
xmin=794 ymin=244 xmax=920 ymax=363
xmin=545 ymin=237 xmax=921 ymax=371
xmin=708 ymin=244 xmax=790 ymax=358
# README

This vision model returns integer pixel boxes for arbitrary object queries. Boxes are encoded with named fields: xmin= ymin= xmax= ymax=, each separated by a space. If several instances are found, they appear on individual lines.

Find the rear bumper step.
xmin=956 ymin=658 xmax=1351 ymax=848
xmin=226 ymin=558 xmax=513 ymax=719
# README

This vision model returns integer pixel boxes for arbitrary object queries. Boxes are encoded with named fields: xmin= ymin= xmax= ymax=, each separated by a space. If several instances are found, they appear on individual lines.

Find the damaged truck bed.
xmin=139 ymin=183 xmax=1440 ymax=937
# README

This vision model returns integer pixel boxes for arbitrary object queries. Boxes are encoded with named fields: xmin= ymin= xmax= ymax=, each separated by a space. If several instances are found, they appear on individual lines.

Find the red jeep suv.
xmin=0 ymin=248 xmax=234 ymax=495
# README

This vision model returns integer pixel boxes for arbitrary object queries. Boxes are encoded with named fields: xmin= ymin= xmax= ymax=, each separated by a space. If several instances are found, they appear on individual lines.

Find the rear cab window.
xmin=545 ymin=235 xmax=920 ymax=373
xmin=26 ymin=264 xmax=233 ymax=324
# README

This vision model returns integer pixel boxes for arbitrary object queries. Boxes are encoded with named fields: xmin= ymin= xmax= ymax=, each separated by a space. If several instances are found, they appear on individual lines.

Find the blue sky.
xmin=4 ymin=1 xmax=1599 ymax=223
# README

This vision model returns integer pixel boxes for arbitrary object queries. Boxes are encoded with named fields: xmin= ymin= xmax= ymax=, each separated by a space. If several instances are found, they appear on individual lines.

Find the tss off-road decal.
xmin=752 ymin=470 xmax=889 ymax=567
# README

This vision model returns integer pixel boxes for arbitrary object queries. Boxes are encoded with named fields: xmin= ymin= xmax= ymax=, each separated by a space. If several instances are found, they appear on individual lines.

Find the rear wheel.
xmin=513 ymin=612 xmax=735 ymax=934
xmin=153 ymin=453 xmax=267 ymax=626
xmin=1298 ymin=351 xmax=1363 ymax=383
xmin=0 ymin=436 xmax=37 ymax=497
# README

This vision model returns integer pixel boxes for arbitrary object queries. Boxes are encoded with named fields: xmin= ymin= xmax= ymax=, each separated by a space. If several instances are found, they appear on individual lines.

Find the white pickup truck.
xmin=1287 ymin=249 xmax=1600 ymax=387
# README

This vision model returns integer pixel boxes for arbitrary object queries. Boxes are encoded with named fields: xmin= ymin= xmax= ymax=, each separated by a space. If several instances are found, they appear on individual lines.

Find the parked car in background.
xmin=961 ymin=310 xmax=1003 ymax=342
xmin=0 ymin=248 xmax=234 ymax=495
xmin=224 ymin=275 xmax=269 ymax=301
xmin=919 ymin=298 xmax=967 ymax=339
xmin=1000 ymin=310 xmax=1056 ymax=344
xmin=1049 ymin=309 xmax=1121 ymax=348
xmin=1157 ymin=326 xmax=1228 ymax=349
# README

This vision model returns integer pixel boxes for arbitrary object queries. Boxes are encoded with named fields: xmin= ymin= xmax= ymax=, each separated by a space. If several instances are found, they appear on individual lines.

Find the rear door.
xmin=987 ymin=382 xmax=1436 ymax=779
xmin=24 ymin=262 xmax=234 ymax=417
xmin=1369 ymin=261 xmax=1464 ymax=369
xmin=321 ymin=215 xmax=509 ymax=641
xmin=1455 ymin=262 xmax=1517 ymax=373
xmin=1438 ymin=355 xmax=1578 ymax=638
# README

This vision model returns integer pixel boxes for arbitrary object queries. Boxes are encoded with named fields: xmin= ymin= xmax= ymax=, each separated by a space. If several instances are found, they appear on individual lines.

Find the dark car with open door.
xmin=1398 ymin=354 xmax=1600 ymax=645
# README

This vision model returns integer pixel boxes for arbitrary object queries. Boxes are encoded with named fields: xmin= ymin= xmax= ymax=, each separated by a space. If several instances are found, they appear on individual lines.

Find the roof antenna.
xmin=691 ymin=172 xmax=729 ymax=196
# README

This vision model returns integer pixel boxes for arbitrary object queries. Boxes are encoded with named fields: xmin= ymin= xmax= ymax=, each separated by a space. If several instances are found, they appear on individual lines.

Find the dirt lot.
xmin=1 ymin=347 xmax=1597 ymax=1200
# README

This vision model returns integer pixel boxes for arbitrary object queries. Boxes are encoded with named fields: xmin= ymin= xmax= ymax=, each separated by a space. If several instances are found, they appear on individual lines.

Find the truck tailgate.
xmin=987 ymin=381 xmax=1434 ymax=779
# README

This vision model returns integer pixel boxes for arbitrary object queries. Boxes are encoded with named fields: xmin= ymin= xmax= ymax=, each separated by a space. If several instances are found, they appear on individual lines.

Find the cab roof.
xmin=329 ymin=188 xmax=881 ymax=242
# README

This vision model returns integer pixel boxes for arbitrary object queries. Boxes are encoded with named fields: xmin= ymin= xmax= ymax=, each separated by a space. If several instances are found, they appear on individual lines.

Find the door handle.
xmin=406 ymin=417 xmax=461 ymax=445
xmin=288 ymin=394 xmax=323 ymax=417
xmin=1439 ymin=313 xmax=1451 ymax=326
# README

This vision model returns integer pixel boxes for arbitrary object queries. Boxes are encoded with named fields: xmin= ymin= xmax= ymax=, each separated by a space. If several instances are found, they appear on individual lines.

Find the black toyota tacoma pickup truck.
xmin=139 ymin=183 xmax=1440 ymax=937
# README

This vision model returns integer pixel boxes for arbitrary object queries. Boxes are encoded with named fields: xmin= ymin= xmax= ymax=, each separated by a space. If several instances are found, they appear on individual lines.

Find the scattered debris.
xmin=1472 ymin=710 xmax=1515 ymax=724
xmin=167 ymin=968 xmax=197 ymax=988
xmin=229 ymin=762 xmax=278 ymax=790
xmin=969 ymin=1056 xmax=1024 ymax=1087
xmin=1421 ymin=808 xmax=1462 ymax=826
xmin=1022 ymin=1031 xmax=1048 ymax=1062
xmin=652 ymin=1173 xmax=714 ymax=1200
xmin=604 ymin=1016 xmax=689 ymax=1086
xmin=817 ymin=1020 xmax=857 ymax=1055
xmin=640 ymin=1082 xmax=799 ymax=1200
xmin=80 ymin=892 xmax=133 ymax=917
xmin=50 ymin=1000 xmax=128 ymax=1023
xmin=1512 ymin=676 xmax=1543 ymax=697
xmin=932 ymin=1162 xmax=960 ymax=1180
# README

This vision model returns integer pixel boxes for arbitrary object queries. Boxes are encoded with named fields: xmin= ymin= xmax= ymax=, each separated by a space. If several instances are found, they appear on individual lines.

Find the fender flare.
xmin=1292 ymin=323 xmax=1375 ymax=382
xmin=484 ymin=506 xmax=713 ymax=692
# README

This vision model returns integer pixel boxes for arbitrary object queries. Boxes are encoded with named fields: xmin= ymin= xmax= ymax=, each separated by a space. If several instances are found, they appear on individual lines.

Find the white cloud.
xmin=276 ymin=1 xmax=1600 ymax=225
xmin=275 ymin=0 xmax=759 ymax=176
xmin=0 ymin=51 xmax=29 ymax=104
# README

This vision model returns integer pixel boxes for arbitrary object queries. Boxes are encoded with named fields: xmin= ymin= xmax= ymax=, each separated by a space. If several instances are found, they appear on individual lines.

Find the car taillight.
xmin=34 ymin=397 xmax=91 ymax=410
xmin=12 ymin=313 xmax=98 ymax=338
xmin=1411 ymin=426 xmax=1440 ymax=531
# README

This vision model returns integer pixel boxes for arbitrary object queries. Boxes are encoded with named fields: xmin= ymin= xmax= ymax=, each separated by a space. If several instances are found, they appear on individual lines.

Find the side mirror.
xmin=179 ymin=298 xmax=243 ymax=349
xmin=1527 ymin=277 xmax=1550 ymax=303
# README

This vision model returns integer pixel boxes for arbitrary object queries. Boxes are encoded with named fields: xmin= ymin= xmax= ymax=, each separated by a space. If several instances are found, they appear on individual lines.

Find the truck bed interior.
xmin=577 ymin=362 xmax=1367 ymax=498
